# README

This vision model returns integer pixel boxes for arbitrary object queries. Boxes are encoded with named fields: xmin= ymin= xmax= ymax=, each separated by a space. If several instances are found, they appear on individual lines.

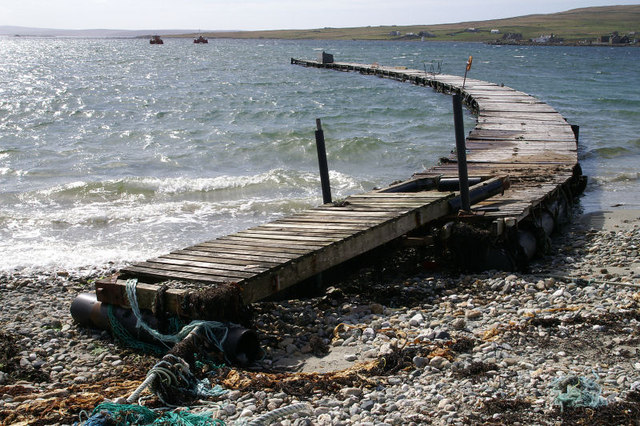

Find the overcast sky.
xmin=3 ymin=0 xmax=638 ymax=31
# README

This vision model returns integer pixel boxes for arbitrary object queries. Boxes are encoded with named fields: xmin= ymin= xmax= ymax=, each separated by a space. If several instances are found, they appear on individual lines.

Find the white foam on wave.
xmin=0 ymin=167 xmax=367 ymax=272
xmin=590 ymin=172 xmax=640 ymax=185
xmin=1 ymin=238 xmax=154 ymax=275
xmin=0 ymin=167 xmax=28 ymax=176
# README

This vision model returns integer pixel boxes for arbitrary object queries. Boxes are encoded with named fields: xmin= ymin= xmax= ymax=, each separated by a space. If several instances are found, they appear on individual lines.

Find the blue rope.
xmin=125 ymin=278 xmax=228 ymax=352
xmin=107 ymin=304 xmax=167 ymax=355
xmin=551 ymin=374 xmax=607 ymax=411
xmin=148 ymin=354 xmax=227 ymax=403
xmin=81 ymin=402 xmax=225 ymax=425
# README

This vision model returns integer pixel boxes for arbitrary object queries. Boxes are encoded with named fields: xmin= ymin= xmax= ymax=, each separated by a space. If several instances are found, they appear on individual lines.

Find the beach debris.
xmin=81 ymin=402 xmax=224 ymax=425
xmin=180 ymin=282 xmax=252 ymax=325
xmin=243 ymin=402 xmax=312 ymax=426
xmin=551 ymin=374 xmax=607 ymax=411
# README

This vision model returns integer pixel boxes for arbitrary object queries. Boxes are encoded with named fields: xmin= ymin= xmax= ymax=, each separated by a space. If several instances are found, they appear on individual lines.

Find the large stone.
xmin=430 ymin=356 xmax=450 ymax=369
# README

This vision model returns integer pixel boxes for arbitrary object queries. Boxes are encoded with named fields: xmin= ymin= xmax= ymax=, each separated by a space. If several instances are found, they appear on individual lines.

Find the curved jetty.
xmin=291 ymin=58 xmax=585 ymax=266
xmin=91 ymin=58 xmax=585 ymax=321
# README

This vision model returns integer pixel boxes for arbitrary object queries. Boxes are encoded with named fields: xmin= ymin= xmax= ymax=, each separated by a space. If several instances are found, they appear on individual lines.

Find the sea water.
xmin=1 ymin=38 xmax=638 ymax=272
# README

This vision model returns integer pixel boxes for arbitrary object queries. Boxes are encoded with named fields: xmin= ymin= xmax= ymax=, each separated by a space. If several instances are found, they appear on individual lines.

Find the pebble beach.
xmin=1 ymin=209 xmax=640 ymax=425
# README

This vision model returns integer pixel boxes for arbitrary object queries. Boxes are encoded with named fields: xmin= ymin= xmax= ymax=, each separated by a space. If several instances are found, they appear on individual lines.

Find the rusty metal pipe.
xmin=437 ymin=177 xmax=482 ymax=191
xmin=70 ymin=292 xmax=110 ymax=329
xmin=449 ymin=177 xmax=509 ymax=212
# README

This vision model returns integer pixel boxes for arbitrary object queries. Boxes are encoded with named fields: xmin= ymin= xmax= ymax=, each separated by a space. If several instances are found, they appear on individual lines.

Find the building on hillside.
xmin=531 ymin=34 xmax=562 ymax=44
xmin=502 ymin=33 xmax=523 ymax=41
xmin=418 ymin=31 xmax=436 ymax=38
xmin=600 ymin=32 xmax=633 ymax=44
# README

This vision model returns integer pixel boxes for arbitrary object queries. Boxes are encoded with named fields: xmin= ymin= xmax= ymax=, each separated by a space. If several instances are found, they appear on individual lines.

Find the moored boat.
xmin=194 ymin=35 xmax=208 ymax=44
xmin=150 ymin=35 xmax=164 ymax=44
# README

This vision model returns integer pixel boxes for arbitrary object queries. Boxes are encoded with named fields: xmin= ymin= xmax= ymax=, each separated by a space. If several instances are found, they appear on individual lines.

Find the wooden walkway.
xmin=96 ymin=187 xmax=462 ymax=314
xmin=95 ymin=59 xmax=583 ymax=318
xmin=291 ymin=59 xmax=583 ymax=222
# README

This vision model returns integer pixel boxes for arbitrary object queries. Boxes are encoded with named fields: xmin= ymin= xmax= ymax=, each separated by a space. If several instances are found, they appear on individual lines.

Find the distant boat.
xmin=150 ymin=35 xmax=164 ymax=44
xmin=193 ymin=35 xmax=208 ymax=44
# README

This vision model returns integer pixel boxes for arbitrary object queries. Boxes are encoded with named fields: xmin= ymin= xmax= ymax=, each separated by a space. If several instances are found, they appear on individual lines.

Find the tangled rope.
xmin=82 ymin=402 xmax=224 ymax=425
xmin=126 ymin=336 xmax=228 ymax=405
xmin=122 ymin=279 xmax=233 ymax=404
xmin=241 ymin=403 xmax=312 ymax=426
xmin=107 ymin=304 xmax=168 ymax=355
xmin=94 ymin=279 xmax=315 ymax=426
xmin=551 ymin=374 xmax=608 ymax=411
xmin=125 ymin=279 xmax=229 ymax=351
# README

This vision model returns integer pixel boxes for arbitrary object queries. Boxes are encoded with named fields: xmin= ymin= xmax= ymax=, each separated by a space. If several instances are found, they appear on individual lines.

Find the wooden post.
xmin=571 ymin=124 xmax=580 ymax=143
xmin=315 ymin=119 xmax=332 ymax=204
xmin=452 ymin=94 xmax=471 ymax=211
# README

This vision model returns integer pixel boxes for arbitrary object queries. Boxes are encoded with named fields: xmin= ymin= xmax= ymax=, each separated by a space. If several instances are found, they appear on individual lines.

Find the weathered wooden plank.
xmin=342 ymin=200 xmax=438 ymax=208
xmin=130 ymin=260 xmax=257 ymax=279
xmin=346 ymin=192 xmax=445 ymax=199
xmin=345 ymin=197 xmax=445 ymax=204
xmin=220 ymin=235 xmax=329 ymax=249
xmin=121 ymin=265 xmax=232 ymax=283
xmin=179 ymin=247 xmax=299 ymax=263
xmin=470 ymin=94 xmax=537 ymax=101
xmin=196 ymin=241 xmax=312 ymax=255
xmin=234 ymin=229 xmax=346 ymax=242
xmin=243 ymin=227 xmax=356 ymax=237
xmin=480 ymin=103 xmax=559 ymax=113
xmin=477 ymin=122 xmax=568 ymax=131
xmin=468 ymin=129 xmax=576 ymax=142
xmin=144 ymin=256 xmax=269 ymax=274
xmin=160 ymin=253 xmax=277 ymax=269
xmin=478 ymin=111 xmax=565 ymax=121
xmin=263 ymin=221 xmax=370 ymax=231
xmin=272 ymin=216 xmax=383 ymax=226
xmin=311 ymin=205 xmax=412 ymax=213
xmin=305 ymin=207 xmax=400 ymax=215
xmin=174 ymin=248 xmax=292 ymax=264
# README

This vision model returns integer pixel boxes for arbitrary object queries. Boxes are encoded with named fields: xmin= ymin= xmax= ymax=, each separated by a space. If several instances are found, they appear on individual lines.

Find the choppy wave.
xmin=590 ymin=172 xmax=640 ymax=185
xmin=0 ymin=167 xmax=365 ymax=271
xmin=22 ymin=168 xmax=361 ymax=202
xmin=1 ymin=38 xmax=639 ymax=270
xmin=595 ymin=97 xmax=640 ymax=107
xmin=581 ymin=146 xmax=636 ymax=160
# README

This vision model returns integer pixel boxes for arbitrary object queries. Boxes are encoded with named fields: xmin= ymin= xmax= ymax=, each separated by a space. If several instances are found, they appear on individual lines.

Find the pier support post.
xmin=452 ymin=94 xmax=471 ymax=211
xmin=315 ymin=119 xmax=332 ymax=204
xmin=571 ymin=124 xmax=580 ymax=144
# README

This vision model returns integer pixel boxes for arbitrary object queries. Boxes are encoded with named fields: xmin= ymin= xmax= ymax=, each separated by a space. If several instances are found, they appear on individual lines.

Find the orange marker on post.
xmin=462 ymin=55 xmax=473 ymax=89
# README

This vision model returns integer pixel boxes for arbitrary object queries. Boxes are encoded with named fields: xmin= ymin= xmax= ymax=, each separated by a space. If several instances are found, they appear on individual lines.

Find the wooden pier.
xmin=94 ymin=58 xmax=584 ymax=319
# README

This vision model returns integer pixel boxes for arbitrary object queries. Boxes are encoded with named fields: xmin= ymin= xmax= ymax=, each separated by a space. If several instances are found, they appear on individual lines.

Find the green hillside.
xmin=180 ymin=5 xmax=640 ymax=43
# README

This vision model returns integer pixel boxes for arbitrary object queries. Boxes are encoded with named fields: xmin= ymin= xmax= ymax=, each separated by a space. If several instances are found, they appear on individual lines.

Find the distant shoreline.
xmin=487 ymin=40 xmax=640 ymax=47
xmin=2 ymin=4 xmax=639 ymax=44
xmin=4 ymin=34 xmax=639 ymax=48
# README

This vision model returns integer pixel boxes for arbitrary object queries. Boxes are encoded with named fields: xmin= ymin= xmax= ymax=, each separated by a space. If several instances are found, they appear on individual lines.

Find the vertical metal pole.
xmin=315 ymin=119 xmax=332 ymax=204
xmin=452 ymin=94 xmax=471 ymax=211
